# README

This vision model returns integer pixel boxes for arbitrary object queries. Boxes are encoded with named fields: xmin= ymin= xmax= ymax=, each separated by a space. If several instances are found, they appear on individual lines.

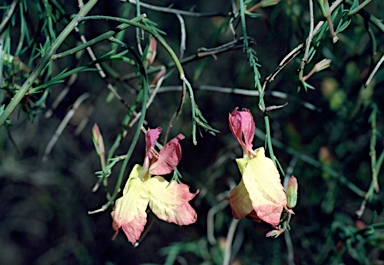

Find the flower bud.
xmin=266 ymin=228 xmax=285 ymax=238
xmin=92 ymin=123 xmax=105 ymax=155
xmin=313 ymin=59 xmax=331 ymax=73
xmin=286 ymin=176 xmax=298 ymax=209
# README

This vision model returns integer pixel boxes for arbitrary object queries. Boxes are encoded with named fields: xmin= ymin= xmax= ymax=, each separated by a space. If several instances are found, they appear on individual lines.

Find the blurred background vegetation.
xmin=1 ymin=0 xmax=384 ymax=264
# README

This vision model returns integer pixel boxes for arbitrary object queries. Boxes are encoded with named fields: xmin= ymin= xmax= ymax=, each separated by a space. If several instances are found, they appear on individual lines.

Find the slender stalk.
xmin=238 ymin=0 xmax=277 ymax=165
xmin=348 ymin=0 xmax=372 ymax=15
xmin=0 ymin=0 xmax=99 ymax=127
xmin=0 ymin=0 xmax=19 ymax=34
xmin=78 ymin=15 xmax=186 ymax=78
xmin=52 ymin=15 xmax=146 ymax=60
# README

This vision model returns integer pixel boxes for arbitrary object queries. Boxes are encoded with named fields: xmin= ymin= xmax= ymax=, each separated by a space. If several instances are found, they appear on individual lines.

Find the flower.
xmin=228 ymin=108 xmax=287 ymax=227
xmin=111 ymin=128 xmax=199 ymax=244
xmin=228 ymin=108 xmax=256 ymax=159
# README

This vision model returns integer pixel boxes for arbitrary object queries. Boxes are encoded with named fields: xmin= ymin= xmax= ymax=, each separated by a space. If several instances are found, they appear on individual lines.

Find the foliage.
xmin=1 ymin=0 xmax=384 ymax=264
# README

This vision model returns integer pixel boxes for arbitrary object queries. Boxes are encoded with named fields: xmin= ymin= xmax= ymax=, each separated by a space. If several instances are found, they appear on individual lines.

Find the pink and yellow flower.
xmin=228 ymin=108 xmax=288 ymax=228
xmin=111 ymin=128 xmax=199 ymax=244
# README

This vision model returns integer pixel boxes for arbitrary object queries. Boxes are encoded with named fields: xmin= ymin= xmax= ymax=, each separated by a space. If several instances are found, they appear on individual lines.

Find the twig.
xmin=128 ymin=73 xmax=165 ymax=128
xmin=45 ymin=66 xmax=80 ymax=118
xmin=0 ymin=0 xmax=19 ymax=34
xmin=120 ymin=37 xmax=252 ymax=81
xmin=121 ymin=0 xmax=228 ymax=17
xmin=264 ymin=43 xmax=304 ymax=86
xmin=207 ymin=200 xmax=229 ymax=245
xmin=348 ymin=0 xmax=372 ymax=16
xmin=176 ymin=13 xmax=186 ymax=59
xmin=42 ymin=93 xmax=90 ymax=162
xmin=223 ymin=219 xmax=240 ymax=265
xmin=365 ymin=54 xmax=384 ymax=87
xmin=284 ymin=230 xmax=295 ymax=265
xmin=163 ymin=82 xmax=186 ymax=144
xmin=156 ymin=85 xmax=320 ymax=112
xmin=0 ymin=36 xmax=4 ymax=87
xmin=356 ymin=104 xmax=382 ymax=217
xmin=303 ymin=0 xmax=315 ymax=63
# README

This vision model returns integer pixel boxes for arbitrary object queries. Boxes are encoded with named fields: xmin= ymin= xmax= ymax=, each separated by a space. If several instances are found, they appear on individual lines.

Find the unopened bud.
xmin=286 ymin=176 xmax=298 ymax=209
xmin=266 ymin=228 xmax=285 ymax=238
xmin=145 ymin=38 xmax=157 ymax=67
xmin=92 ymin=123 xmax=105 ymax=155
xmin=314 ymin=59 xmax=331 ymax=73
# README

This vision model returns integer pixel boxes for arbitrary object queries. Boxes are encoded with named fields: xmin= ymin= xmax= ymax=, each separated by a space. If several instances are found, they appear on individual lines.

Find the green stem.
xmin=239 ymin=0 xmax=248 ymax=48
xmin=111 ymin=80 xmax=148 ymax=204
xmin=0 ymin=0 xmax=99 ymax=127
xmin=78 ymin=15 xmax=186 ymax=78
xmin=348 ymin=0 xmax=371 ymax=16
xmin=369 ymin=104 xmax=379 ymax=192
xmin=135 ymin=0 xmax=142 ymax=49
xmin=239 ymin=0 xmax=276 ymax=165
xmin=345 ymin=0 xmax=384 ymax=33
xmin=52 ymin=15 xmax=146 ymax=60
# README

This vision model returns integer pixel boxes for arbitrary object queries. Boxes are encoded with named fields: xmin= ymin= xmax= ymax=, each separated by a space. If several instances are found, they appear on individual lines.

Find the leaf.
xmin=240 ymin=147 xmax=286 ymax=227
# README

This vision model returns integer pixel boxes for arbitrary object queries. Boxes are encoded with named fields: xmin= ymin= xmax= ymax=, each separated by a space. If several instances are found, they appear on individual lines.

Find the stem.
xmin=239 ymin=0 xmax=277 ymax=165
xmin=0 ymin=0 xmax=99 ymax=127
xmin=348 ymin=0 xmax=372 ymax=16
xmin=78 ymin=15 xmax=186 ymax=78
xmin=52 ymin=15 xmax=146 ymax=60
xmin=370 ymin=104 xmax=379 ymax=192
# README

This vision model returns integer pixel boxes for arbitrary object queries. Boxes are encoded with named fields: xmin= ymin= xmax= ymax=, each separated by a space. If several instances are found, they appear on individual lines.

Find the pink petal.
xmin=111 ymin=165 xmax=149 ymax=244
xmin=145 ymin=128 xmax=162 ymax=160
xmin=145 ymin=176 xmax=198 ymax=225
xmin=149 ymin=134 xmax=184 ymax=175
xmin=228 ymin=178 xmax=254 ymax=219
xmin=229 ymin=108 xmax=255 ymax=155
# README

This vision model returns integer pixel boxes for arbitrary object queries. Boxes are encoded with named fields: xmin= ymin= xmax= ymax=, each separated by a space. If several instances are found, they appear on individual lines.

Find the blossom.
xmin=228 ymin=108 xmax=287 ymax=227
xmin=111 ymin=128 xmax=199 ymax=244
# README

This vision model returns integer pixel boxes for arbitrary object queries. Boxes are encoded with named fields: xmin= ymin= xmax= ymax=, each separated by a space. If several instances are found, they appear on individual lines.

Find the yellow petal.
xmin=228 ymin=178 xmax=254 ymax=219
xmin=241 ymin=147 xmax=286 ymax=227
xmin=111 ymin=165 xmax=149 ymax=243
xmin=145 ymin=176 xmax=198 ymax=225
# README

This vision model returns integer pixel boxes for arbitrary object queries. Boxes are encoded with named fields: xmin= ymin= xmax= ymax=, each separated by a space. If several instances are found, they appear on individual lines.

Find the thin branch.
xmin=42 ymin=93 xmax=90 ymax=162
xmin=264 ymin=43 xmax=304 ymax=86
xmin=223 ymin=218 xmax=240 ymax=265
xmin=156 ymin=85 xmax=320 ymax=112
xmin=176 ymin=13 xmax=186 ymax=59
xmin=207 ymin=200 xmax=229 ymax=245
xmin=303 ymin=0 xmax=315 ymax=63
xmin=365 ymin=53 xmax=384 ymax=87
xmin=0 ymin=0 xmax=19 ymax=34
xmin=121 ymin=0 xmax=228 ymax=17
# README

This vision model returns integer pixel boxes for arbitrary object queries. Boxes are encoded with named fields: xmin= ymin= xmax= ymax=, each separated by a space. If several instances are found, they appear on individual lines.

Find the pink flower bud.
xmin=92 ymin=123 xmax=105 ymax=155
